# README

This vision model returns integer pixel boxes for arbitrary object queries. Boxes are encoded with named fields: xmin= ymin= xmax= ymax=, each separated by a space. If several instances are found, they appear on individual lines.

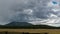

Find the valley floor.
xmin=0 ymin=29 xmax=60 ymax=34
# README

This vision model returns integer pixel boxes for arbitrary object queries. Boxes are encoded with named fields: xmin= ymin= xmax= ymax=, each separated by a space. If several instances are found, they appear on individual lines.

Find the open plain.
xmin=0 ymin=29 xmax=60 ymax=34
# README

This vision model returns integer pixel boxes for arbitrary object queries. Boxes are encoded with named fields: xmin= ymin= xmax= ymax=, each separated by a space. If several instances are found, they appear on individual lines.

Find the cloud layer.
xmin=0 ymin=0 xmax=60 ymax=27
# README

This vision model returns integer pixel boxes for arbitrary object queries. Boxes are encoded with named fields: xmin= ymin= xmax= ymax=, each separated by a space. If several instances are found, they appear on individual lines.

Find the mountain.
xmin=6 ymin=22 xmax=33 ymax=26
xmin=0 ymin=22 xmax=60 ymax=29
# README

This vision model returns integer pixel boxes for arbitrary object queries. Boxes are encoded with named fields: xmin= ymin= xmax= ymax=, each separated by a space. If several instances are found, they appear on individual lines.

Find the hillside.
xmin=6 ymin=22 xmax=33 ymax=26
xmin=0 ymin=22 xmax=59 ymax=29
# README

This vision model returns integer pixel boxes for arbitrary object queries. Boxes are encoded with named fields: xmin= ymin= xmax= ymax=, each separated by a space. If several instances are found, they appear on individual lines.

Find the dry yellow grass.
xmin=0 ymin=29 xmax=60 ymax=34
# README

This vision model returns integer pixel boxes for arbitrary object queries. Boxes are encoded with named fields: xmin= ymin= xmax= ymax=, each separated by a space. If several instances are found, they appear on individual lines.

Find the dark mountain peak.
xmin=6 ymin=22 xmax=33 ymax=26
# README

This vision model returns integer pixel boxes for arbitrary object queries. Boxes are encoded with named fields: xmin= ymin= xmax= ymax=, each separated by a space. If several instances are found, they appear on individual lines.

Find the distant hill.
xmin=0 ymin=22 xmax=60 ymax=29
xmin=6 ymin=22 xmax=33 ymax=26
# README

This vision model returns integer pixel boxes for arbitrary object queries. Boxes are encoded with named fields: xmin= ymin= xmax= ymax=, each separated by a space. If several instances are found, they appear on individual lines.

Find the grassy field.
xmin=0 ymin=29 xmax=60 ymax=34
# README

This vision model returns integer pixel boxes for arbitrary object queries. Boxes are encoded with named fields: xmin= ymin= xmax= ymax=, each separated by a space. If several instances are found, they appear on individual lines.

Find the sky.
xmin=0 ymin=0 xmax=60 ymax=27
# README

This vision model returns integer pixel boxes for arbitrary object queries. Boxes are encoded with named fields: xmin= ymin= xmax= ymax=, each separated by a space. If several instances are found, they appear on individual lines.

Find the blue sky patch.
xmin=52 ymin=1 xmax=58 ymax=4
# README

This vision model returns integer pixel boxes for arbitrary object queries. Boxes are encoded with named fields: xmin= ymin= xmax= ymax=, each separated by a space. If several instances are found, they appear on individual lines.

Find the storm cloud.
xmin=0 ymin=0 xmax=60 ymax=27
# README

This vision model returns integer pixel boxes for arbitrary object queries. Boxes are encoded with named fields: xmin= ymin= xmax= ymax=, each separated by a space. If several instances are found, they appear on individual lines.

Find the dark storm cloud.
xmin=11 ymin=0 xmax=51 ymax=20
xmin=0 ymin=0 xmax=53 ymax=24
xmin=0 ymin=0 xmax=60 ymax=27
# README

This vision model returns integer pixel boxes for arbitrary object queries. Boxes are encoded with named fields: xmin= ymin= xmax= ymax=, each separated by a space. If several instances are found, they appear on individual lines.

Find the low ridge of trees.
xmin=0 ymin=25 xmax=59 ymax=29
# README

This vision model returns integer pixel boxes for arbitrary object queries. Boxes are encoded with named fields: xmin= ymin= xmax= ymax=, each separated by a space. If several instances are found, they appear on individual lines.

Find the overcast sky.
xmin=0 ymin=0 xmax=60 ymax=27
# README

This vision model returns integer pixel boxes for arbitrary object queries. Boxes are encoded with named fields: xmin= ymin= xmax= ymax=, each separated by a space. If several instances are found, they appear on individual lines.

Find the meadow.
xmin=0 ymin=29 xmax=60 ymax=34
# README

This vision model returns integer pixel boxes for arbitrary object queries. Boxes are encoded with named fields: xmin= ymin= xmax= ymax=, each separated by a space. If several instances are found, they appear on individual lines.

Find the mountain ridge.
xmin=0 ymin=22 xmax=59 ymax=29
xmin=5 ymin=22 xmax=33 ymax=26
